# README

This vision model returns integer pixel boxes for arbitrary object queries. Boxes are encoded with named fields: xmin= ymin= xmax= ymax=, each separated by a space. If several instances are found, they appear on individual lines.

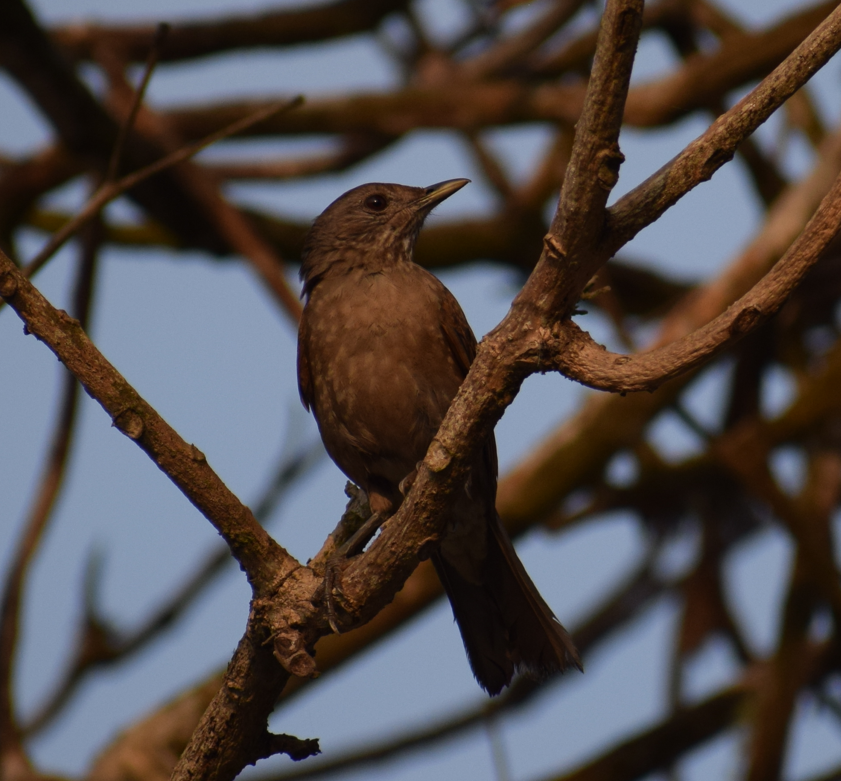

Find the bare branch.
xmin=497 ymin=125 xmax=841 ymax=529
xmin=0 ymin=0 xmax=229 ymax=253
xmin=52 ymin=0 xmax=409 ymax=63
xmin=105 ymin=23 xmax=170 ymax=184
xmin=18 ymin=98 xmax=303 ymax=288
xmin=550 ymin=166 xmax=841 ymax=392
xmin=607 ymin=3 xmax=841 ymax=253
xmin=158 ymin=1 xmax=839 ymax=145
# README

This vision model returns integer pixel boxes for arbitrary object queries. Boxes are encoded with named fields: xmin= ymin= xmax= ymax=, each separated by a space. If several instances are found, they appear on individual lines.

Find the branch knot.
xmin=426 ymin=439 xmax=452 ymax=472
xmin=543 ymin=234 xmax=566 ymax=262
xmin=0 ymin=270 xmax=18 ymax=299
xmin=596 ymin=146 xmax=625 ymax=190
xmin=112 ymin=408 xmax=144 ymax=439
xmin=731 ymin=306 xmax=763 ymax=335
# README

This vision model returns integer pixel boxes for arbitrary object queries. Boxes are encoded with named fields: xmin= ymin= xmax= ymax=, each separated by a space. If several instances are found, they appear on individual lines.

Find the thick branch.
xmin=171 ymin=627 xmax=317 ymax=781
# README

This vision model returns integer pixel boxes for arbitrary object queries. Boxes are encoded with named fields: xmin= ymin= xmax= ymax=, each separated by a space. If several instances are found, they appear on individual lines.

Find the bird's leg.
xmin=323 ymin=509 xmax=385 ymax=634
xmin=335 ymin=510 xmax=385 ymax=558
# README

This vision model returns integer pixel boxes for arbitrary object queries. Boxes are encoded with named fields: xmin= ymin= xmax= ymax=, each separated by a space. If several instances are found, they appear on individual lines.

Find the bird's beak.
xmin=416 ymin=178 xmax=470 ymax=210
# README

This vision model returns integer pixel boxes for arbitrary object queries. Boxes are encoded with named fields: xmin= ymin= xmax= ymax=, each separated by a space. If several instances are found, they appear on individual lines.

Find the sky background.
xmin=2 ymin=0 xmax=841 ymax=780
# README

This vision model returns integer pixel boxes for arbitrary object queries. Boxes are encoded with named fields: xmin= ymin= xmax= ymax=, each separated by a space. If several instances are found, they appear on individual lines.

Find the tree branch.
xmin=51 ymin=0 xmax=409 ymax=63
xmin=549 ymin=166 xmax=841 ymax=392
xmin=607 ymin=2 xmax=841 ymax=253
xmin=0 ymin=247 xmax=293 ymax=595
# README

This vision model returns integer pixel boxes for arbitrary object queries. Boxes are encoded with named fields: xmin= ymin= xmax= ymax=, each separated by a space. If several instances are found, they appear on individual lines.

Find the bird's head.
xmin=299 ymin=179 xmax=469 ymax=296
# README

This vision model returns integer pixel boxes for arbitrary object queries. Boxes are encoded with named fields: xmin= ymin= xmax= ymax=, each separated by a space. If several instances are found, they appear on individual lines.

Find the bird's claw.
xmin=323 ymin=556 xmax=344 ymax=634
xmin=398 ymin=468 xmax=419 ymax=497
xmin=321 ymin=510 xmax=384 ymax=634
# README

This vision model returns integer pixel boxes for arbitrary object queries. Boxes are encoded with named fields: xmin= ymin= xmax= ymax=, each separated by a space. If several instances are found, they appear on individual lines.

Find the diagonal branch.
xmin=0 ymin=248 xmax=293 ymax=596
xmin=550 ymin=165 xmax=841 ymax=392
xmin=17 ymin=98 xmax=302 ymax=288
xmin=51 ymin=0 xmax=409 ymax=63
xmin=497 ymin=124 xmax=841 ymax=529
xmin=97 ymin=50 xmax=305 ymax=322
xmin=606 ymin=3 xmax=841 ymax=254
xmin=0 ymin=0 xmax=228 ymax=254
xmin=0 ymin=243 xmax=321 ymax=776
xmin=105 ymin=23 xmax=169 ymax=184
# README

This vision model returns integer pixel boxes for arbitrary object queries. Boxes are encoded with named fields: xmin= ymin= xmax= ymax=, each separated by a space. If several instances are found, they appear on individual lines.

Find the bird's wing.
xmin=438 ymin=284 xmax=499 ymax=480
xmin=297 ymin=316 xmax=313 ymax=411
xmin=438 ymin=286 xmax=476 ymax=379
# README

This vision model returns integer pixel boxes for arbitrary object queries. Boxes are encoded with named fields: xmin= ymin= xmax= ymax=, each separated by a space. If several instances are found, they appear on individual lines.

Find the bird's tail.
xmin=432 ymin=515 xmax=581 ymax=696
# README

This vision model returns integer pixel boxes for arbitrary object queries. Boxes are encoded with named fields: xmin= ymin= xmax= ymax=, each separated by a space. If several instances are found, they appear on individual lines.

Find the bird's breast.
xmin=301 ymin=267 xmax=464 ymax=482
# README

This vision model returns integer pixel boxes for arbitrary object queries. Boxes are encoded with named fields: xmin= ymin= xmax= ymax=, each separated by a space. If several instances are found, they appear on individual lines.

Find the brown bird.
xmin=297 ymin=179 xmax=581 ymax=695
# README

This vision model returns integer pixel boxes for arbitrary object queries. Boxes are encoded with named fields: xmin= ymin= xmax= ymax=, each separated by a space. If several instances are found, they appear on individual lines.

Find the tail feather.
xmin=432 ymin=550 xmax=514 ymax=695
xmin=432 ymin=515 xmax=581 ymax=695
xmin=488 ymin=516 xmax=581 ymax=677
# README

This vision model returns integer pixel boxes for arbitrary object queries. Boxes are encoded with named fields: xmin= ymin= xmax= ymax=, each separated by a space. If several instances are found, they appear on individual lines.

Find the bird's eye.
xmin=364 ymin=194 xmax=388 ymax=212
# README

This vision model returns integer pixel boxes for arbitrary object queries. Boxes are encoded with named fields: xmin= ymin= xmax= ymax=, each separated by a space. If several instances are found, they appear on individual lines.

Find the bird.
xmin=296 ymin=179 xmax=581 ymax=695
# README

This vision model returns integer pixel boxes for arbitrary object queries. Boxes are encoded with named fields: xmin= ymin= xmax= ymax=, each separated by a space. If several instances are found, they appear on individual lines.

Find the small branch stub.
xmin=112 ymin=408 xmax=144 ymax=440
xmin=701 ymin=147 xmax=736 ymax=180
xmin=731 ymin=306 xmax=763 ymax=335
xmin=272 ymin=630 xmax=318 ymax=678
xmin=0 ymin=270 xmax=18 ymax=298
xmin=190 ymin=444 xmax=207 ymax=463
xmin=597 ymin=146 xmax=625 ymax=190
xmin=543 ymin=234 xmax=566 ymax=262
xmin=257 ymin=733 xmax=321 ymax=763
xmin=425 ymin=440 xmax=452 ymax=473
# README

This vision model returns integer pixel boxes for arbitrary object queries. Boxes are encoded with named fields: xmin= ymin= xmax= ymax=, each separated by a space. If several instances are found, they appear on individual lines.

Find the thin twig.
xmin=19 ymin=96 xmax=303 ymax=284
xmin=106 ymin=22 xmax=170 ymax=183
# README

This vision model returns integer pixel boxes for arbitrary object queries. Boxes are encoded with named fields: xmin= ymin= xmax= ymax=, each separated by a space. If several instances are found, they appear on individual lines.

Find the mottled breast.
xmin=300 ymin=262 xmax=469 ymax=491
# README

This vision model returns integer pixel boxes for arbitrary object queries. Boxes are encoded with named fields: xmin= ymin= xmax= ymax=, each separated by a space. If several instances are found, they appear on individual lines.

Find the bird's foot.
xmin=322 ymin=511 xmax=383 ymax=634
xmin=322 ymin=556 xmax=347 ymax=634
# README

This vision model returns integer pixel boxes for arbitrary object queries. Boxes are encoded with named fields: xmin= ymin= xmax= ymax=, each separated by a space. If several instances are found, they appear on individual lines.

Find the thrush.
xmin=297 ymin=179 xmax=581 ymax=695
